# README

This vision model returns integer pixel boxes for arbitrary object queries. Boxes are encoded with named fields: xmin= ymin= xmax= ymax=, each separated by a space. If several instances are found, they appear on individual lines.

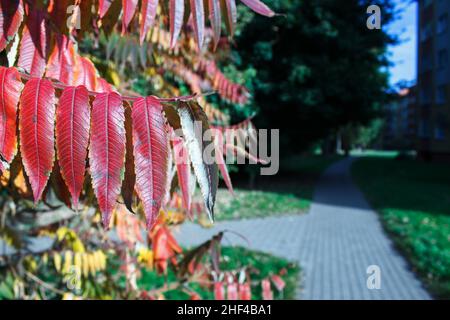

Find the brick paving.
xmin=173 ymin=157 xmax=431 ymax=300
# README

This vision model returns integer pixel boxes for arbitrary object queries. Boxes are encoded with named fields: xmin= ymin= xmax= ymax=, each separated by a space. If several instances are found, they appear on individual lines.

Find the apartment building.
xmin=383 ymin=87 xmax=417 ymax=150
xmin=417 ymin=0 xmax=450 ymax=160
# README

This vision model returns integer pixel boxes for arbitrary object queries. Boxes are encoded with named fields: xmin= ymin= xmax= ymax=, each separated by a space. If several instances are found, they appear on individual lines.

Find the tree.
xmin=234 ymin=0 xmax=396 ymax=154
xmin=0 ymin=0 xmax=284 ymax=300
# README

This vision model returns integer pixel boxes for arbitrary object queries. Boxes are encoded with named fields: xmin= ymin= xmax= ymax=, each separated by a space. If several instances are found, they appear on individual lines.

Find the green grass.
xmin=215 ymin=189 xmax=309 ymax=221
xmin=281 ymin=154 xmax=343 ymax=176
xmin=350 ymin=149 xmax=400 ymax=158
xmin=214 ymin=155 xmax=341 ymax=220
xmin=115 ymin=246 xmax=300 ymax=300
xmin=352 ymin=156 xmax=450 ymax=299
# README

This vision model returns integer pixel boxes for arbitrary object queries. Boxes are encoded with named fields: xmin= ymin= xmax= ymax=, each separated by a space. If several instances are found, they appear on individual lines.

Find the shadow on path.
xmin=174 ymin=157 xmax=431 ymax=300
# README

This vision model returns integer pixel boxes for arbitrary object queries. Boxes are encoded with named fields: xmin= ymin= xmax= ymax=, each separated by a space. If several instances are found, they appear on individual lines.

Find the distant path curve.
xmin=174 ymin=157 xmax=431 ymax=300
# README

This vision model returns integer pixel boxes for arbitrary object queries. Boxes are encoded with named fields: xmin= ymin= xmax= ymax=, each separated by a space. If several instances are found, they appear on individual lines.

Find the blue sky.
xmin=386 ymin=0 xmax=417 ymax=87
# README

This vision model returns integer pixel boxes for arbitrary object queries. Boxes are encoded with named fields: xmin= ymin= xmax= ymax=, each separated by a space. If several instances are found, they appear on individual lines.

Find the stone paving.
xmin=173 ymin=157 xmax=431 ymax=300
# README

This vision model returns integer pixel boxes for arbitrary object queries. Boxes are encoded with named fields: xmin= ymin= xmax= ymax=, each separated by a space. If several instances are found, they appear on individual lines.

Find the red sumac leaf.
xmin=19 ymin=78 xmax=56 ymax=202
xmin=0 ymin=0 xmax=24 ymax=52
xmin=74 ymin=56 xmax=98 ymax=91
xmin=0 ymin=67 xmax=24 ymax=172
xmin=173 ymin=136 xmax=191 ymax=212
xmin=96 ymin=77 xmax=114 ymax=93
xmin=240 ymin=0 xmax=274 ymax=17
xmin=261 ymin=278 xmax=273 ymax=300
xmin=132 ymin=96 xmax=168 ymax=229
xmin=215 ymin=137 xmax=234 ymax=195
xmin=152 ymin=224 xmax=182 ymax=273
xmin=46 ymin=34 xmax=76 ymax=85
xmin=169 ymin=0 xmax=184 ymax=48
xmin=56 ymin=86 xmax=90 ymax=209
xmin=89 ymin=92 xmax=126 ymax=228
xmin=214 ymin=282 xmax=225 ymax=300
xmin=208 ymin=0 xmax=221 ymax=49
xmin=190 ymin=0 xmax=205 ymax=49
xmin=140 ymin=0 xmax=158 ymax=44
xmin=122 ymin=0 xmax=138 ymax=34
xmin=238 ymin=283 xmax=251 ymax=300
xmin=98 ymin=0 xmax=114 ymax=18
xmin=18 ymin=10 xmax=48 ymax=77
xmin=227 ymin=282 xmax=238 ymax=300
xmin=220 ymin=0 xmax=236 ymax=36
xmin=270 ymin=274 xmax=286 ymax=292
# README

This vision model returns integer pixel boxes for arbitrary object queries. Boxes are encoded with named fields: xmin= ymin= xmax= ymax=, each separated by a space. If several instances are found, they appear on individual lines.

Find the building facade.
xmin=383 ymin=87 xmax=417 ymax=150
xmin=417 ymin=0 xmax=450 ymax=160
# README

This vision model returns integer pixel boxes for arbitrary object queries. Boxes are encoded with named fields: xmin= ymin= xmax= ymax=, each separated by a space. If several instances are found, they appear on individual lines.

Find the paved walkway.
xmin=173 ymin=157 xmax=431 ymax=300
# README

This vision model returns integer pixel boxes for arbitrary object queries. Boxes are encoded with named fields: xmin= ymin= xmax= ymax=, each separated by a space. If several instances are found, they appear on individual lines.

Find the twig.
xmin=24 ymin=271 xmax=68 ymax=296
xmin=18 ymin=71 xmax=200 ymax=103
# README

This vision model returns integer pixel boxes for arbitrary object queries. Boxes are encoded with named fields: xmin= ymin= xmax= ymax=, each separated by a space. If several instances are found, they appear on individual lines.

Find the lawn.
xmin=115 ymin=246 xmax=300 ymax=300
xmin=214 ymin=155 xmax=341 ymax=221
xmin=352 ymin=156 xmax=450 ymax=299
xmin=214 ymin=189 xmax=309 ymax=221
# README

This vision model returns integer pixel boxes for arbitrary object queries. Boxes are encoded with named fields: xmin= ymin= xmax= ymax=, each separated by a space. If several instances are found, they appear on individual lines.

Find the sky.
xmin=386 ymin=0 xmax=417 ymax=87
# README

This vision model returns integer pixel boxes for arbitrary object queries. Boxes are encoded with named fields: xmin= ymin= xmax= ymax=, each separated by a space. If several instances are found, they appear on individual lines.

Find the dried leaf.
xmin=177 ymin=101 xmax=218 ymax=222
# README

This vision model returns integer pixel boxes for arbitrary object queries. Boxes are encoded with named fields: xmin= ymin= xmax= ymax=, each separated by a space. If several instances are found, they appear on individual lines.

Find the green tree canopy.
xmin=235 ymin=0 xmax=397 ymax=154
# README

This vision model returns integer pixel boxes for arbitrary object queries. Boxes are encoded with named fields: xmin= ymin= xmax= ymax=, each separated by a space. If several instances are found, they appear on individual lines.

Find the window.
xmin=438 ymin=49 xmax=448 ymax=69
xmin=420 ymin=23 xmax=433 ymax=42
xmin=418 ymin=119 xmax=431 ymax=138
xmin=436 ymin=85 xmax=447 ymax=104
xmin=421 ymin=0 xmax=433 ymax=8
xmin=434 ymin=124 xmax=445 ymax=140
xmin=438 ymin=14 xmax=449 ymax=34
xmin=420 ymin=86 xmax=432 ymax=104
xmin=420 ymin=52 xmax=432 ymax=73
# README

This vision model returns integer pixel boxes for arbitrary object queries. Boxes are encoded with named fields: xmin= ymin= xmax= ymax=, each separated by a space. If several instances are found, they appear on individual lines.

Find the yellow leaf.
xmin=53 ymin=253 xmax=62 ymax=273
xmin=63 ymin=251 xmax=73 ymax=274
xmin=74 ymin=252 xmax=82 ymax=272
xmin=82 ymin=253 xmax=89 ymax=278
